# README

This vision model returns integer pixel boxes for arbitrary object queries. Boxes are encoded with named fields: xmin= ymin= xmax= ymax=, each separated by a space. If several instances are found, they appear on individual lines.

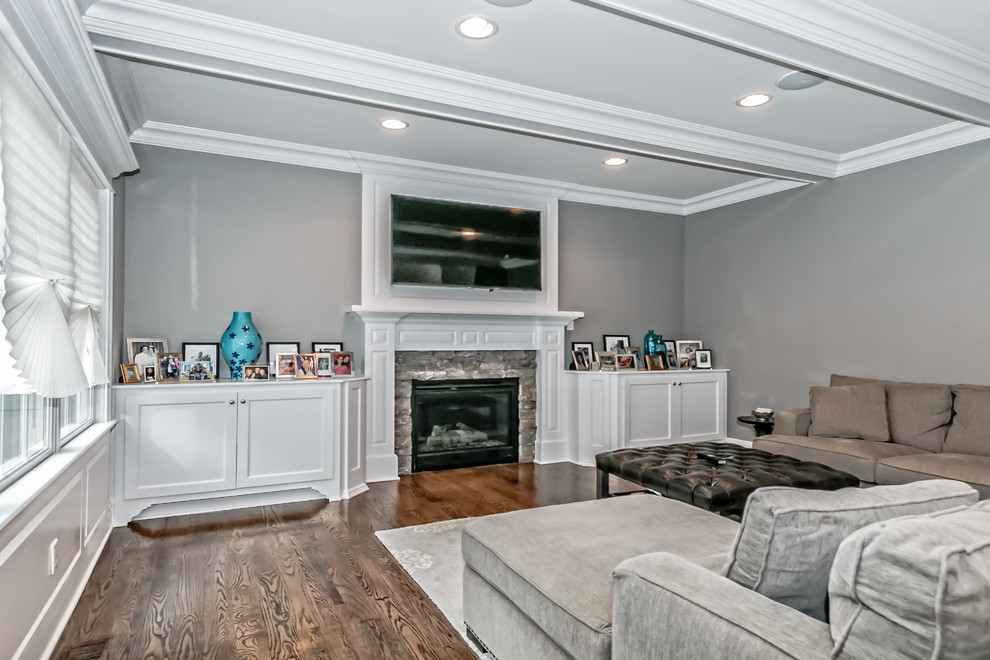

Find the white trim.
xmin=0 ymin=0 xmax=137 ymax=178
xmin=82 ymin=0 xmax=836 ymax=180
xmin=836 ymin=122 xmax=990 ymax=176
xmin=681 ymin=179 xmax=810 ymax=215
xmin=130 ymin=121 xmax=361 ymax=172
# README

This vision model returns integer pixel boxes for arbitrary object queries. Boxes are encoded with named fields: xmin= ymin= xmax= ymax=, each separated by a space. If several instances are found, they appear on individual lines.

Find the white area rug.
xmin=376 ymin=518 xmax=494 ymax=659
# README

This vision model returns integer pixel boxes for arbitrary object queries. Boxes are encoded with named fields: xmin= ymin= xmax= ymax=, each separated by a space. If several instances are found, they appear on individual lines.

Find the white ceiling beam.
xmin=576 ymin=0 xmax=990 ymax=127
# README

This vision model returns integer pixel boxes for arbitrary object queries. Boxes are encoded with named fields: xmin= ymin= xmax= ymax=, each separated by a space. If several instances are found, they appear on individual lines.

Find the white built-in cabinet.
xmin=570 ymin=369 xmax=728 ymax=465
xmin=112 ymin=378 xmax=368 ymax=524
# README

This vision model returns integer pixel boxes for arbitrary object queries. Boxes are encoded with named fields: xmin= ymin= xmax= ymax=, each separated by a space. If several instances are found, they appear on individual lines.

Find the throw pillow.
xmin=721 ymin=480 xmax=978 ymax=621
xmin=808 ymin=381 xmax=890 ymax=442
xmin=943 ymin=385 xmax=990 ymax=457
xmin=830 ymin=500 xmax=990 ymax=659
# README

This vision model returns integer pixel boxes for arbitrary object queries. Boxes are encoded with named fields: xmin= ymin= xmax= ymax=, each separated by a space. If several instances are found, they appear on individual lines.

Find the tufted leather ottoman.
xmin=596 ymin=441 xmax=859 ymax=515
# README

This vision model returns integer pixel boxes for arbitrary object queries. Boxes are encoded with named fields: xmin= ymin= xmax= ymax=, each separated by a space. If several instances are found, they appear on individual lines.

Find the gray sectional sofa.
xmin=755 ymin=374 xmax=990 ymax=497
xmin=461 ymin=480 xmax=989 ymax=659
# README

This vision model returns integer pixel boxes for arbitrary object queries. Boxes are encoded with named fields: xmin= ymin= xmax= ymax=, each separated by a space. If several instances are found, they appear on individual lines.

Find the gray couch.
xmin=755 ymin=374 xmax=990 ymax=498
xmin=462 ymin=480 xmax=988 ymax=659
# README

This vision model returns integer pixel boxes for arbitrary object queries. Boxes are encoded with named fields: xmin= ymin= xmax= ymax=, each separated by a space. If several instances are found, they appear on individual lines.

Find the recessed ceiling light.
xmin=736 ymin=93 xmax=773 ymax=108
xmin=381 ymin=119 xmax=408 ymax=130
xmin=484 ymin=0 xmax=532 ymax=6
xmin=460 ymin=230 xmax=478 ymax=237
xmin=457 ymin=16 xmax=497 ymax=39
xmin=603 ymin=157 xmax=628 ymax=167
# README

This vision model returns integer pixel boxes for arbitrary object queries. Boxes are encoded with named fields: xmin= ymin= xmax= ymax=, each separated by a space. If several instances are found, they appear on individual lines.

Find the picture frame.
xmin=313 ymin=342 xmax=343 ymax=353
xmin=267 ymin=341 xmax=300 ymax=364
xmin=572 ymin=350 xmax=592 ymax=371
xmin=331 ymin=352 xmax=353 ymax=376
xmin=182 ymin=342 xmax=219 ymax=365
xmin=675 ymin=339 xmax=703 ymax=368
xmin=571 ymin=342 xmax=594 ymax=370
xmin=627 ymin=346 xmax=642 ymax=368
xmin=315 ymin=353 xmax=333 ymax=377
xmin=603 ymin=335 xmax=631 ymax=353
xmin=644 ymin=354 xmax=664 ymax=371
xmin=243 ymin=364 xmax=270 ymax=380
xmin=294 ymin=353 xmax=319 ymax=379
xmin=664 ymin=340 xmax=677 ymax=369
xmin=274 ymin=353 xmax=297 ymax=379
xmin=157 ymin=352 xmax=182 ymax=382
xmin=615 ymin=353 xmax=637 ymax=371
xmin=142 ymin=364 xmax=158 ymax=383
xmin=119 ymin=363 xmax=141 ymax=384
xmin=695 ymin=349 xmax=713 ymax=369
xmin=597 ymin=351 xmax=618 ymax=372
xmin=180 ymin=360 xmax=214 ymax=381
xmin=126 ymin=338 xmax=168 ymax=367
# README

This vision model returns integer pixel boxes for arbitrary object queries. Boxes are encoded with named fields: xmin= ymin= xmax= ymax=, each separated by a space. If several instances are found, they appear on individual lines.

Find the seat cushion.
xmin=829 ymin=500 xmax=990 ymax=659
xmin=721 ymin=481 xmax=978 ymax=621
xmin=462 ymin=494 xmax=739 ymax=660
xmin=830 ymin=375 xmax=952 ymax=452
xmin=754 ymin=434 xmax=928 ymax=482
xmin=943 ymin=385 xmax=990 ymax=457
xmin=808 ymin=382 xmax=889 ymax=442
xmin=876 ymin=453 xmax=990 ymax=499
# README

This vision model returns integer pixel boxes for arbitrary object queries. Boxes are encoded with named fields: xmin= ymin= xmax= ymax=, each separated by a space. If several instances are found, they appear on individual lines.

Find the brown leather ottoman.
xmin=596 ymin=441 xmax=860 ymax=515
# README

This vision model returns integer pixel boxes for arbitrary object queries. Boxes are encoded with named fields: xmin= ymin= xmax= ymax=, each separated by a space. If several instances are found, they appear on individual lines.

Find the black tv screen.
xmin=391 ymin=195 xmax=542 ymax=291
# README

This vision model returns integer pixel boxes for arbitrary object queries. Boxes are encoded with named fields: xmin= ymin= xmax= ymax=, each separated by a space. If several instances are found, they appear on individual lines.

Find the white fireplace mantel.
xmin=345 ymin=307 xmax=583 ymax=482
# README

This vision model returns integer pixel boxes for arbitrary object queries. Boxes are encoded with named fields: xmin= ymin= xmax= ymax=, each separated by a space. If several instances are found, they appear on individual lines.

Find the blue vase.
xmin=644 ymin=329 xmax=662 ymax=356
xmin=220 ymin=311 xmax=263 ymax=380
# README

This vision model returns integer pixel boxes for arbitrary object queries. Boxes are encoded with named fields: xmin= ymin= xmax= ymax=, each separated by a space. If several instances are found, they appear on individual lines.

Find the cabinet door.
xmin=621 ymin=374 xmax=675 ymax=447
xmin=123 ymin=391 xmax=237 ymax=499
xmin=236 ymin=386 xmax=337 ymax=488
xmin=676 ymin=374 xmax=725 ymax=441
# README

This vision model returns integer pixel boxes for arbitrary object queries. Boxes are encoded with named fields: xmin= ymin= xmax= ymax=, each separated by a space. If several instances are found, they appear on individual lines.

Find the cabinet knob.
xmin=228 ymin=400 xmax=235 ymax=405
xmin=240 ymin=399 xmax=246 ymax=404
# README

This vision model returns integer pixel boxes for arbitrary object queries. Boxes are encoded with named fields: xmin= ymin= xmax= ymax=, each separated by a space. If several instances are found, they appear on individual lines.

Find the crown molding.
xmin=559 ymin=187 xmax=684 ymax=215
xmin=130 ymin=122 xmax=361 ymax=172
xmin=837 ymin=122 xmax=990 ymax=176
xmin=681 ymin=179 xmax=808 ymax=215
xmin=82 ymin=0 xmax=834 ymax=181
xmin=0 ymin=0 xmax=137 ymax=178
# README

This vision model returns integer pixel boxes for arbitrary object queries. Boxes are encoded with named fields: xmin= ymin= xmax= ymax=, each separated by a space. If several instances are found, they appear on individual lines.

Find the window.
xmin=0 ymin=29 xmax=107 ymax=493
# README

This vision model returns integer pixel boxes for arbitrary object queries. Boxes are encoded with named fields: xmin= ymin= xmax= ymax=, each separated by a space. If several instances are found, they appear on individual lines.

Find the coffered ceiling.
xmin=65 ymin=0 xmax=990 ymax=213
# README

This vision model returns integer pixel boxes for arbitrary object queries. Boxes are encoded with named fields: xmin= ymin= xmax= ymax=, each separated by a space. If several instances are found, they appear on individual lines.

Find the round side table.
xmin=736 ymin=415 xmax=775 ymax=437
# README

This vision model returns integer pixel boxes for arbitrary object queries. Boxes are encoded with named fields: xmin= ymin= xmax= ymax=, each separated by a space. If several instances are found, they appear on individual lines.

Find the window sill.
xmin=0 ymin=420 xmax=117 ymax=534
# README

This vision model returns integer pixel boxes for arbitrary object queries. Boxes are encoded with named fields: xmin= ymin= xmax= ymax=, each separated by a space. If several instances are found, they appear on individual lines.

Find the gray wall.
xmin=122 ymin=145 xmax=362 ymax=376
xmin=559 ymin=201 xmax=684 ymax=360
xmin=120 ymin=148 xmax=677 ymax=376
xmin=684 ymin=140 xmax=990 ymax=436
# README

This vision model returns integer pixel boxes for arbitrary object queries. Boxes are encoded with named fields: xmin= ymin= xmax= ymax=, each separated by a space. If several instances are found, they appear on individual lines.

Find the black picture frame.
xmin=266 ymin=341 xmax=300 ymax=363
xmin=181 ymin=342 xmax=220 ymax=364
xmin=603 ymin=335 xmax=631 ymax=353
xmin=313 ymin=341 xmax=343 ymax=353
xmin=695 ymin=349 xmax=713 ymax=369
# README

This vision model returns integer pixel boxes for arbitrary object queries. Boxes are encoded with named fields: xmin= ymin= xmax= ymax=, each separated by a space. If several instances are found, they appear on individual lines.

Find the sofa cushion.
xmin=462 ymin=494 xmax=740 ymax=660
xmin=829 ymin=500 xmax=990 ymax=659
xmin=943 ymin=385 xmax=990 ymax=457
xmin=809 ymin=382 xmax=889 ymax=442
xmin=830 ymin=375 xmax=952 ymax=452
xmin=876 ymin=453 xmax=990 ymax=499
xmin=754 ymin=434 xmax=927 ymax=482
xmin=721 ymin=480 xmax=978 ymax=622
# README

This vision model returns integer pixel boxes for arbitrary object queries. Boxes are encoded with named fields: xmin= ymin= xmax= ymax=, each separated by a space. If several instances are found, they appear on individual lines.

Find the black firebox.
xmin=411 ymin=378 xmax=519 ymax=472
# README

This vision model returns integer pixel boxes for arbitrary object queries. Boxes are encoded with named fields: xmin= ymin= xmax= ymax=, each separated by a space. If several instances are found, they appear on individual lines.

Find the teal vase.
xmin=220 ymin=311 xmax=263 ymax=380
xmin=644 ymin=329 xmax=662 ymax=356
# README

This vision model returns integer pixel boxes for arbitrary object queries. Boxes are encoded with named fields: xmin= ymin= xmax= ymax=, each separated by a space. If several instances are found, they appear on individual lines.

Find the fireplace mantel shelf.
xmin=349 ymin=306 xmax=584 ymax=327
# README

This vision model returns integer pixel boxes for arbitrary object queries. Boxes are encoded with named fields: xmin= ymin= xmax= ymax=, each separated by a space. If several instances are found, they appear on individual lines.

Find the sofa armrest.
xmin=774 ymin=407 xmax=812 ymax=436
xmin=612 ymin=553 xmax=832 ymax=660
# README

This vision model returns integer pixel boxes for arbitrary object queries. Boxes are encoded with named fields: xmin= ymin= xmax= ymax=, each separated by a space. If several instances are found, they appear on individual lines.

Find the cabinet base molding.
xmin=125 ymin=487 xmax=331 ymax=523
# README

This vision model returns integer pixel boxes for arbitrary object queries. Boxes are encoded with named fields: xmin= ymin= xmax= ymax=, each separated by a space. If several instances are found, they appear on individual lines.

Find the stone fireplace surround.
xmin=394 ymin=350 xmax=537 ymax=474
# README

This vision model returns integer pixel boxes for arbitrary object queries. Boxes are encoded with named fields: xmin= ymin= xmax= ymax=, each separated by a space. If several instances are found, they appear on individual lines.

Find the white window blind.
xmin=0 ymin=33 xmax=101 ymax=398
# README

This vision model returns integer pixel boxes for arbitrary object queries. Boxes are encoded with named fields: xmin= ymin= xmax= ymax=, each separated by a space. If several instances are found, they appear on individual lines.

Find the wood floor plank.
xmin=54 ymin=462 xmax=603 ymax=659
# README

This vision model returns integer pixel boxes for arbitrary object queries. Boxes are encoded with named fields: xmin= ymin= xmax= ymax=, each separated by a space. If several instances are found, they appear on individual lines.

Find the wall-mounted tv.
xmin=391 ymin=195 xmax=542 ymax=291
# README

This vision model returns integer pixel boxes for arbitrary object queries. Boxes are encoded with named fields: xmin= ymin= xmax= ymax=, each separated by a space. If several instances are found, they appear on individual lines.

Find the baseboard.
xmin=366 ymin=453 xmax=400 ymax=482
xmin=128 ymin=488 xmax=328 ymax=522
xmin=535 ymin=437 xmax=571 ymax=464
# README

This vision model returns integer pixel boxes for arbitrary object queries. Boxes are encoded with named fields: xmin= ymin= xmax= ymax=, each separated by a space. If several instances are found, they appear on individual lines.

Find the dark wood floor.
xmin=53 ymin=463 xmax=634 ymax=660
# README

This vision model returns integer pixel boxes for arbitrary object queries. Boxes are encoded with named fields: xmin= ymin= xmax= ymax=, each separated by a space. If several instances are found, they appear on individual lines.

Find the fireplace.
xmin=411 ymin=378 xmax=519 ymax=472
